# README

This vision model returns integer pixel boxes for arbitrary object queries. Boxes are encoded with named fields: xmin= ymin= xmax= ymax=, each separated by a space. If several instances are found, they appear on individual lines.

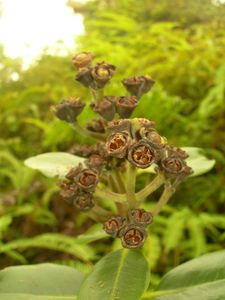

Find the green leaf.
xmin=24 ymin=152 xmax=85 ymax=178
xmin=138 ymin=147 xmax=215 ymax=177
xmin=0 ymin=263 xmax=84 ymax=300
xmin=145 ymin=250 xmax=225 ymax=299
xmin=78 ymin=249 xmax=150 ymax=300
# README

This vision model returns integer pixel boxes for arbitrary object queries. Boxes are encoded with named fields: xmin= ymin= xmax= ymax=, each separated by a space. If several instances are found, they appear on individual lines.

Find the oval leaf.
xmin=149 ymin=250 xmax=225 ymax=300
xmin=138 ymin=147 xmax=215 ymax=177
xmin=24 ymin=152 xmax=85 ymax=178
xmin=78 ymin=249 xmax=150 ymax=300
xmin=0 ymin=263 xmax=84 ymax=300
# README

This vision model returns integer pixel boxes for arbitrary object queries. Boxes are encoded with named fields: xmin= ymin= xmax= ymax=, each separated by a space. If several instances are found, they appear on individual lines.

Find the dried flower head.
xmin=140 ymin=128 xmax=167 ymax=149
xmin=91 ymin=97 xmax=116 ymax=121
xmin=74 ymin=192 xmax=94 ymax=211
xmin=103 ymin=216 xmax=126 ymax=238
xmin=161 ymin=157 xmax=185 ymax=174
xmin=116 ymin=96 xmax=138 ymax=118
xmin=76 ymin=169 xmax=98 ymax=192
xmin=122 ymin=75 xmax=155 ymax=98
xmin=120 ymin=224 xmax=147 ymax=249
xmin=91 ymin=62 xmax=116 ymax=89
xmin=72 ymin=52 xmax=93 ymax=69
xmin=106 ymin=131 xmax=130 ymax=158
xmin=128 ymin=209 xmax=153 ymax=227
xmin=86 ymin=119 xmax=106 ymax=133
xmin=128 ymin=140 xmax=156 ymax=168
xmin=54 ymin=98 xmax=85 ymax=123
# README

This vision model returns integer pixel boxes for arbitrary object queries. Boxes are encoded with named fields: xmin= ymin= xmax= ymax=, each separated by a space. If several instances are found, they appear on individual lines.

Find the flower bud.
xmin=72 ymin=52 xmax=93 ymax=69
xmin=86 ymin=119 xmax=106 ymax=133
xmin=54 ymin=98 xmax=85 ymax=123
xmin=74 ymin=192 xmax=94 ymax=211
xmin=161 ymin=157 xmax=185 ymax=174
xmin=128 ymin=209 xmax=153 ymax=227
xmin=91 ymin=97 xmax=116 ymax=121
xmin=116 ymin=96 xmax=138 ymax=118
xmin=103 ymin=216 xmax=126 ymax=238
xmin=76 ymin=169 xmax=98 ymax=192
xmin=128 ymin=140 xmax=156 ymax=168
xmin=120 ymin=224 xmax=147 ymax=249
xmin=91 ymin=62 xmax=116 ymax=89
xmin=140 ymin=128 xmax=167 ymax=149
xmin=105 ymin=131 xmax=130 ymax=158
xmin=122 ymin=75 xmax=155 ymax=97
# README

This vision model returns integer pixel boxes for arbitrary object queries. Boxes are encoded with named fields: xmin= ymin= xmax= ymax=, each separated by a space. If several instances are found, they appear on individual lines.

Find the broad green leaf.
xmin=138 ymin=147 xmax=215 ymax=177
xmin=143 ymin=250 xmax=225 ymax=299
xmin=24 ymin=152 xmax=85 ymax=178
xmin=0 ymin=263 xmax=84 ymax=300
xmin=78 ymin=249 xmax=150 ymax=300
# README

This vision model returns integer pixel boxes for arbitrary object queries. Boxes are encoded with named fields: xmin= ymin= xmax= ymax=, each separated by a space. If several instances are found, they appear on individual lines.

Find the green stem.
xmin=88 ymin=205 xmax=111 ymax=222
xmin=136 ymin=173 xmax=165 ymax=203
xmin=95 ymin=187 xmax=127 ymax=203
xmin=70 ymin=122 xmax=105 ymax=141
xmin=90 ymin=88 xmax=104 ymax=104
xmin=151 ymin=185 xmax=175 ymax=216
xmin=126 ymin=162 xmax=137 ymax=208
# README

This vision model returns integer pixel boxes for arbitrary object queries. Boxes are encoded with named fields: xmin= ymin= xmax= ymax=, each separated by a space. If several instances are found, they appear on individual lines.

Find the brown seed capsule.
xmin=105 ymin=131 xmax=130 ymax=158
xmin=116 ymin=96 xmax=138 ymax=118
xmin=120 ymin=225 xmax=147 ymax=249
xmin=91 ymin=97 xmax=116 ymax=121
xmin=74 ymin=192 xmax=94 ymax=211
xmin=108 ymin=119 xmax=132 ymax=135
xmin=168 ymin=147 xmax=189 ymax=159
xmin=54 ymin=98 xmax=85 ymax=123
xmin=91 ymin=62 xmax=116 ymax=89
xmin=85 ymin=154 xmax=106 ymax=171
xmin=103 ymin=216 xmax=126 ymax=238
xmin=136 ymin=118 xmax=155 ymax=129
xmin=66 ymin=164 xmax=83 ymax=181
xmin=140 ymin=128 xmax=167 ymax=149
xmin=128 ymin=209 xmax=153 ymax=227
xmin=161 ymin=157 xmax=185 ymax=174
xmin=75 ymin=67 xmax=94 ymax=88
xmin=128 ymin=140 xmax=156 ymax=168
xmin=86 ymin=119 xmax=106 ymax=133
xmin=122 ymin=75 xmax=155 ymax=97
xmin=72 ymin=52 xmax=93 ymax=69
xmin=76 ymin=169 xmax=98 ymax=192
xmin=69 ymin=144 xmax=99 ymax=157
xmin=59 ymin=181 xmax=78 ymax=203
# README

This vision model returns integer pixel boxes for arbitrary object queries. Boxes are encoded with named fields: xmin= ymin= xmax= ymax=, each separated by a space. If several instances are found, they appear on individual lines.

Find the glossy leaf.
xmin=143 ymin=250 xmax=225 ymax=299
xmin=78 ymin=249 xmax=150 ymax=300
xmin=24 ymin=152 xmax=85 ymax=178
xmin=138 ymin=147 xmax=215 ymax=177
xmin=0 ymin=263 xmax=84 ymax=300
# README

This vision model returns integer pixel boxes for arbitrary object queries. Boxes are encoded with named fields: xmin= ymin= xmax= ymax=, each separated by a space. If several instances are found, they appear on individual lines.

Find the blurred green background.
xmin=0 ymin=0 xmax=225 ymax=287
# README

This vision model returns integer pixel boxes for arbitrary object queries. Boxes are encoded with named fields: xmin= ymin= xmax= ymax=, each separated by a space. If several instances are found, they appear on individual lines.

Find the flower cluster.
xmin=53 ymin=52 xmax=193 ymax=249
xmin=103 ymin=209 xmax=153 ymax=248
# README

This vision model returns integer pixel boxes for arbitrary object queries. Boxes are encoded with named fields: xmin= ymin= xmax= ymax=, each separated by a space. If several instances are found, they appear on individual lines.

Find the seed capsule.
xmin=103 ymin=216 xmax=126 ymax=238
xmin=122 ymin=75 xmax=155 ymax=97
xmin=116 ymin=96 xmax=138 ymax=118
xmin=128 ymin=209 xmax=153 ymax=227
xmin=120 ymin=224 xmax=147 ymax=249
xmin=128 ymin=140 xmax=156 ymax=168
xmin=86 ymin=119 xmax=106 ymax=133
xmin=168 ymin=147 xmax=189 ymax=159
xmin=76 ymin=169 xmax=98 ymax=192
xmin=91 ymin=62 xmax=116 ymax=89
xmin=161 ymin=157 xmax=185 ymax=174
xmin=59 ymin=181 xmax=78 ymax=204
xmin=54 ymin=98 xmax=85 ymax=123
xmin=140 ymin=128 xmax=167 ymax=149
xmin=74 ymin=192 xmax=95 ymax=211
xmin=105 ymin=131 xmax=130 ymax=158
xmin=76 ymin=67 xmax=94 ymax=88
xmin=72 ymin=52 xmax=93 ymax=69
xmin=91 ymin=97 xmax=116 ymax=121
